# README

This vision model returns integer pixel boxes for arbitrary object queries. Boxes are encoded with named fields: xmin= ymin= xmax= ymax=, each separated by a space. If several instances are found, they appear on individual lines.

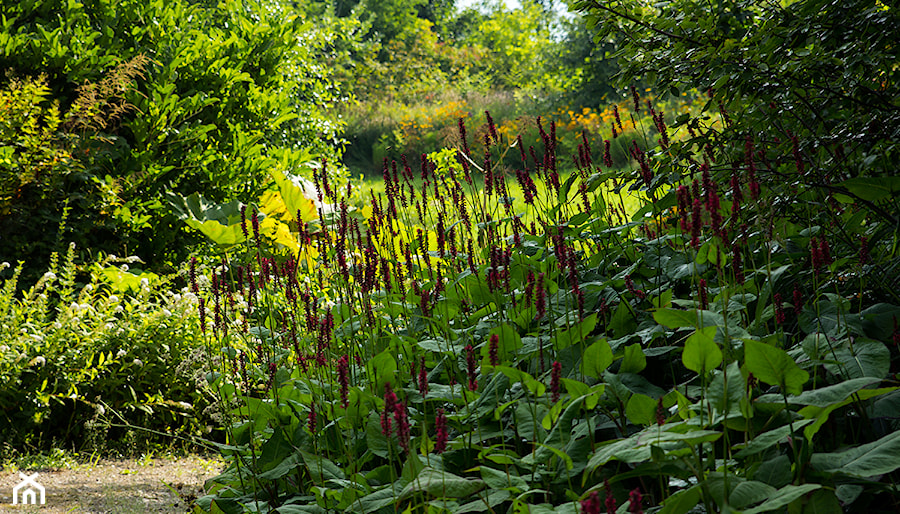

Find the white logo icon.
xmin=12 ymin=472 xmax=45 ymax=505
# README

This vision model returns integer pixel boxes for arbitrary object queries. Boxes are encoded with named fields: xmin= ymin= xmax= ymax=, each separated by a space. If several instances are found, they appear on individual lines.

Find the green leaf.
xmin=682 ymin=326 xmax=721 ymax=374
xmin=165 ymin=191 xmax=247 ymax=246
xmin=554 ymin=313 xmax=598 ymax=349
xmin=801 ymin=490 xmax=842 ymax=514
xmin=625 ymin=393 xmax=657 ymax=426
xmin=733 ymin=420 xmax=815 ymax=458
xmin=481 ymin=324 xmax=523 ymax=364
xmin=355 ymin=483 xmax=403 ymax=512
xmin=300 ymin=451 xmax=345 ymax=484
xmin=400 ymin=467 xmax=485 ymax=499
xmin=366 ymin=413 xmax=391 ymax=458
xmin=743 ymin=339 xmax=809 ymax=395
xmin=272 ymin=168 xmax=318 ymax=223
xmin=581 ymin=339 xmax=613 ymax=378
xmin=758 ymin=377 xmax=883 ymax=407
xmin=838 ymin=176 xmax=900 ymax=202
xmin=366 ymin=350 xmax=397 ymax=395
xmin=561 ymin=378 xmax=590 ymax=398
xmin=587 ymin=427 xmax=722 ymax=470
xmin=620 ymin=343 xmax=647 ymax=373
xmin=753 ymin=455 xmax=792 ymax=489
xmin=811 ymin=430 xmax=900 ymax=477
xmin=654 ymin=308 xmax=700 ymax=329
xmin=825 ymin=340 xmax=890 ymax=380
xmin=742 ymin=484 xmax=822 ymax=514
xmin=488 ymin=365 xmax=546 ymax=396
xmin=658 ymin=485 xmax=701 ymax=514
xmin=454 ymin=490 xmax=512 ymax=513
xmin=798 ymin=387 xmax=897 ymax=442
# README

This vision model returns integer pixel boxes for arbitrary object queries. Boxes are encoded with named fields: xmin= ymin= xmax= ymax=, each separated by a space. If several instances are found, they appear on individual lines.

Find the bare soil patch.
xmin=1 ymin=454 xmax=222 ymax=513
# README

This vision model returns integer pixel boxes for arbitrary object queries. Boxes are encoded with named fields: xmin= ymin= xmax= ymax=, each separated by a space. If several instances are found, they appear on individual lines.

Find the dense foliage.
xmin=2 ymin=1 xmax=899 ymax=513
xmin=0 ymin=245 xmax=214 ymax=456
xmin=0 ymin=0 xmax=345 ymax=282
xmin=188 ymin=88 xmax=898 ymax=513
xmin=575 ymin=0 xmax=900 ymax=228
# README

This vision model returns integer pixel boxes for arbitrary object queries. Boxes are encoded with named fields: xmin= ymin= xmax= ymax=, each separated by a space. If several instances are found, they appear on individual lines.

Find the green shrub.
xmin=0 ymin=244 xmax=215 ymax=457
xmin=0 ymin=0 xmax=346 ymax=281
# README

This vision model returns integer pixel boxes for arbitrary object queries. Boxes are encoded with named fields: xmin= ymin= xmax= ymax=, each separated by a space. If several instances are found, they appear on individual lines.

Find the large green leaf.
xmin=733 ymin=420 xmax=815 ymax=458
xmin=756 ymin=377 xmax=882 ymax=407
xmin=454 ymin=490 xmax=511 ymax=513
xmin=705 ymin=475 xmax=775 ymax=510
xmin=165 ymin=191 xmax=247 ymax=246
xmin=587 ymin=427 xmax=722 ymax=470
xmin=625 ymin=393 xmax=657 ymax=426
xmin=620 ymin=343 xmax=647 ymax=373
xmin=799 ymin=387 xmax=899 ymax=442
xmin=654 ymin=308 xmax=700 ymax=329
xmin=811 ymin=431 xmax=900 ymax=477
xmin=743 ymin=339 xmax=809 ymax=395
xmin=400 ymin=467 xmax=485 ymax=499
xmin=554 ymin=313 xmax=599 ymax=349
xmin=824 ymin=340 xmax=890 ymax=380
xmin=300 ymin=450 xmax=345 ymax=484
xmin=354 ymin=482 xmax=404 ymax=513
xmin=742 ymin=484 xmax=822 ymax=514
xmin=682 ymin=326 xmax=721 ymax=374
xmin=366 ymin=350 xmax=397 ymax=395
xmin=487 ymin=365 xmax=546 ymax=396
xmin=581 ymin=339 xmax=613 ymax=378
xmin=838 ymin=176 xmax=900 ymax=202
xmin=658 ymin=485 xmax=701 ymax=514
xmin=272 ymin=167 xmax=318 ymax=223
xmin=654 ymin=308 xmax=722 ymax=330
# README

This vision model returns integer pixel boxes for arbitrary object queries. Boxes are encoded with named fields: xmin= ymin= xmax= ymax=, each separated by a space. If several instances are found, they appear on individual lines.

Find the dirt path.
xmin=0 ymin=455 xmax=222 ymax=513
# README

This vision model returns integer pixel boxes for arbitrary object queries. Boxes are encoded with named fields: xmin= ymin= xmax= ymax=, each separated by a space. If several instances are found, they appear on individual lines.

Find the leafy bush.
xmin=0 ymin=0 xmax=346 ymax=281
xmin=0 ymin=244 xmax=215 ymax=457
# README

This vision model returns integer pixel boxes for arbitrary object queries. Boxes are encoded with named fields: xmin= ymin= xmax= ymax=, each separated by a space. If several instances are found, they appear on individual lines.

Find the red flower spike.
xmin=458 ymin=118 xmax=470 ymax=158
xmin=628 ymin=488 xmax=644 ymax=514
xmin=381 ymin=383 xmax=398 ymax=436
xmin=625 ymin=275 xmax=646 ymax=300
xmin=604 ymin=480 xmax=616 ymax=514
xmin=394 ymin=401 xmax=410 ymax=451
xmin=550 ymin=361 xmax=562 ymax=403
xmin=489 ymin=334 xmax=500 ymax=366
xmin=308 ymin=403 xmax=317 ymax=433
xmin=699 ymin=278 xmax=709 ymax=310
xmin=434 ymin=408 xmax=448 ymax=454
xmin=535 ymin=272 xmax=546 ymax=320
xmin=485 ymin=110 xmax=499 ymax=144
xmin=677 ymin=185 xmax=691 ymax=232
xmin=581 ymin=491 xmax=601 ymax=514
xmin=774 ymin=293 xmax=786 ymax=325
xmin=820 ymin=237 xmax=832 ymax=266
xmin=337 ymin=355 xmax=350 ymax=408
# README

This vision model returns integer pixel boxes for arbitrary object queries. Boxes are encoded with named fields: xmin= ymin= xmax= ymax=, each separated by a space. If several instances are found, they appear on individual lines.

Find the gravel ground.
xmin=0 ymin=454 xmax=222 ymax=514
